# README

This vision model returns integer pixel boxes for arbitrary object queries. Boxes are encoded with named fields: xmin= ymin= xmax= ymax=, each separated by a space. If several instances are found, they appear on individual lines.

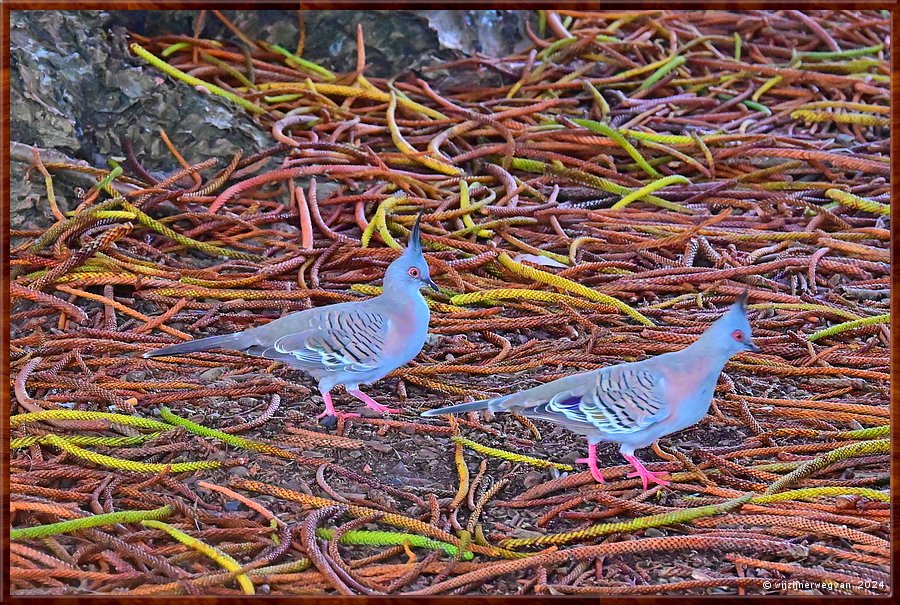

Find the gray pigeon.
xmin=144 ymin=215 xmax=438 ymax=423
xmin=422 ymin=292 xmax=759 ymax=488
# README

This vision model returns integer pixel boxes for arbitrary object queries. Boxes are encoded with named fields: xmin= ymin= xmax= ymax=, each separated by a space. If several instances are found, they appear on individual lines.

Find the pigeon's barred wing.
xmin=526 ymin=366 xmax=669 ymax=435
xmin=259 ymin=309 xmax=391 ymax=374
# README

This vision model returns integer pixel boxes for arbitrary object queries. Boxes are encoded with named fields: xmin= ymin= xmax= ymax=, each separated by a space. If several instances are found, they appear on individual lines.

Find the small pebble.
xmin=367 ymin=441 xmax=392 ymax=453
xmin=198 ymin=367 xmax=226 ymax=382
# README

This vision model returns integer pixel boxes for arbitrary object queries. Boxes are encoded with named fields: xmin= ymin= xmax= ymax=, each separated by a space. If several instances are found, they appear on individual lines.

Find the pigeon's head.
xmin=384 ymin=212 xmax=439 ymax=293
xmin=707 ymin=289 xmax=759 ymax=356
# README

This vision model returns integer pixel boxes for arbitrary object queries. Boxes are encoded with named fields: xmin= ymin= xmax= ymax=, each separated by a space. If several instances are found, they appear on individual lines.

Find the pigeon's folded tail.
xmin=421 ymin=394 xmax=515 ymax=417
xmin=142 ymin=333 xmax=246 ymax=358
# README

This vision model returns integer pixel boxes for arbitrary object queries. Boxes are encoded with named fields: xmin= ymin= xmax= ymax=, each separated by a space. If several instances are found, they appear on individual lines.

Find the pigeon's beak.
xmin=746 ymin=339 xmax=760 ymax=353
xmin=425 ymin=278 xmax=440 ymax=292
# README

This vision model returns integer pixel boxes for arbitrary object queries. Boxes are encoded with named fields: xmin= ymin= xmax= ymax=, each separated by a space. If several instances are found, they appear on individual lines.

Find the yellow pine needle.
xmin=764 ymin=439 xmax=889 ymax=495
xmin=126 ymin=559 xmax=309 ymax=596
xmin=752 ymin=74 xmax=783 ymax=101
xmin=583 ymin=81 xmax=610 ymax=117
xmin=751 ymin=487 xmax=889 ymax=504
xmin=825 ymin=188 xmax=890 ymax=216
xmin=497 ymin=252 xmax=653 ymax=326
xmin=639 ymin=55 xmax=686 ymax=90
xmin=542 ymin=164 xmax=691 ymax=213
xmin=143 ymin=520 xmax=254 ymax=594
xmin=452 ymin=435 xmax=573 ymax=471
xmin=360 ymin=194 xmax=407 ymax=249
xmin=610 ymin=175 xmax=690 ymax=210
xmin=43 ymin=434 xmax=222 ymax=473
xmin=121 ymin=201 xmax=263 ymax=261
xmin=747 ymin=303 xmax=863 ymax=322
xmin=159 ymin=407 xmax=304 ymax=461
xmin=459 ymin=181 xmax=494 ymax=238
xmin=449 ymin=441 xmax=469 ymax=510
xmin=130 ymin=43 xmax=266 ymax=115
xmin=199 ymin=51 xmax=257 ymax=90
xmin=11 ymin=434 xmax=160 ymax=449
xmin=451 ymin=288 xmax=612 ymax=311
xmin=10 ymin=409 xmax=172 ymax=431
xmin=388 ymin=92 xmax=462 ymax=177
xmin=161 ymin=41 xmax=192 ymax=56
xmin=796 ymin=100 xmax=889 ymax=114
xmin=807 ymin=314 xmax=890 ymax=342
xmin=791 ymin=110 xmax=889 ymax=128
xmin=617 ymin=128 xmax=726 ymax=146
xmin=430 ymin=187 xmax=497 ymax=222
xmin=314 ymin=528 xmax=473 ymax=560
xmin=11 ymin=506 xmax=172 ymax=541
xmin=501 ymin=495 xmax=751 ymax=547
xmin=32 ymin=151 xmax=65 ymax=222
xmin=831 ymin=425 xmax=890 ymax=440
xmin=797 ymin=43 xmax=884 ymax=61
xmin=85 ymin=210 xmax=137 ymax=220
xmin=265 ymin=43 xmax=336 ymax=81
xmin=570 ymin=118 xmax=660 ymax=177
xmin=613 ymin=53 xmax=677 ymax=82
xmin=253 ymin=81 xmax=447 ymax=119
xmin=91 ymin=165 xmax=124 ymax=198
xmin=455 ymin=529 xmax=472 ymax=562
xmin=356 ymin=74 xmax=379 ymax=92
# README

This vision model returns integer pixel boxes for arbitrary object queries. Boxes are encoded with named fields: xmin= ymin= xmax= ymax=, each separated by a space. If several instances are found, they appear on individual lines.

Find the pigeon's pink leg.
xmin=623 ymin=454 xmax=670 ymax=489
xmin=574 ymin=442 xmax=606 ymax=484
xmin=316 ymin=392 xmax=360 ymax=421
xmin=348 ymin=389 xmax=399 ymax=414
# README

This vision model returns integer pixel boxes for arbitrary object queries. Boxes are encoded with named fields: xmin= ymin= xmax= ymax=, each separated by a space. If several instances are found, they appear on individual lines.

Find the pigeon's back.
xmin=241 ymin=298 xmax=393 ymax=377
xmin=518 ymin=357 xmax=673 ymax=437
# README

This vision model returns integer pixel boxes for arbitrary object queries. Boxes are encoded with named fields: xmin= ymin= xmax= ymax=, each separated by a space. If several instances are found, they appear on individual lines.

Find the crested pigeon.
xmin=422 ymin=292 xmax=759 ymax=488
xmin=144 ymin=214 xmax=438 ymax=424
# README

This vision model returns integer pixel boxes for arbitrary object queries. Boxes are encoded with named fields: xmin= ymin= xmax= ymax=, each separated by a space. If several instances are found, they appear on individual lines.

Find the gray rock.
xmin=106 ymin=10 xmax=532 ymax=77
xmin=10 ymin=9 xmax=532 ymax=229
xmin=10 ymin=10 xmax=272 ymax=228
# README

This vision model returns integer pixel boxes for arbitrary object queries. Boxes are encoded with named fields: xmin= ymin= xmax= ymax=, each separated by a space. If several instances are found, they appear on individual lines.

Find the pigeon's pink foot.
xmin=316 ymin=392 xmax=362 ymax=424
xmin=623 ymin=454 xmax=670 ymax=490
xmin=348 ymin=389 xmax=399 ymax=414
xmin=575 ymin=443 xmax=606 ymax=484
xmin=317 ymin=392 xmax=337 ymax=417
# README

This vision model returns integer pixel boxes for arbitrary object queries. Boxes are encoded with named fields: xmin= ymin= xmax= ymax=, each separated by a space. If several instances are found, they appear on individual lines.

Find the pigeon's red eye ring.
xmin=732 ymin=330 xmax=744 ymax=342
xmin=408 ymin=267 xmax=420 ymax=278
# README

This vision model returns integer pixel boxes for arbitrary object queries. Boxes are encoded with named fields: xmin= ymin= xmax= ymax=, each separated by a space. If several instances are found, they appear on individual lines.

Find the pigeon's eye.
xmin=408 ymin=267 xmax=420 ymax=278
xmin=732 ymin=330 xmax=744 ymax=342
